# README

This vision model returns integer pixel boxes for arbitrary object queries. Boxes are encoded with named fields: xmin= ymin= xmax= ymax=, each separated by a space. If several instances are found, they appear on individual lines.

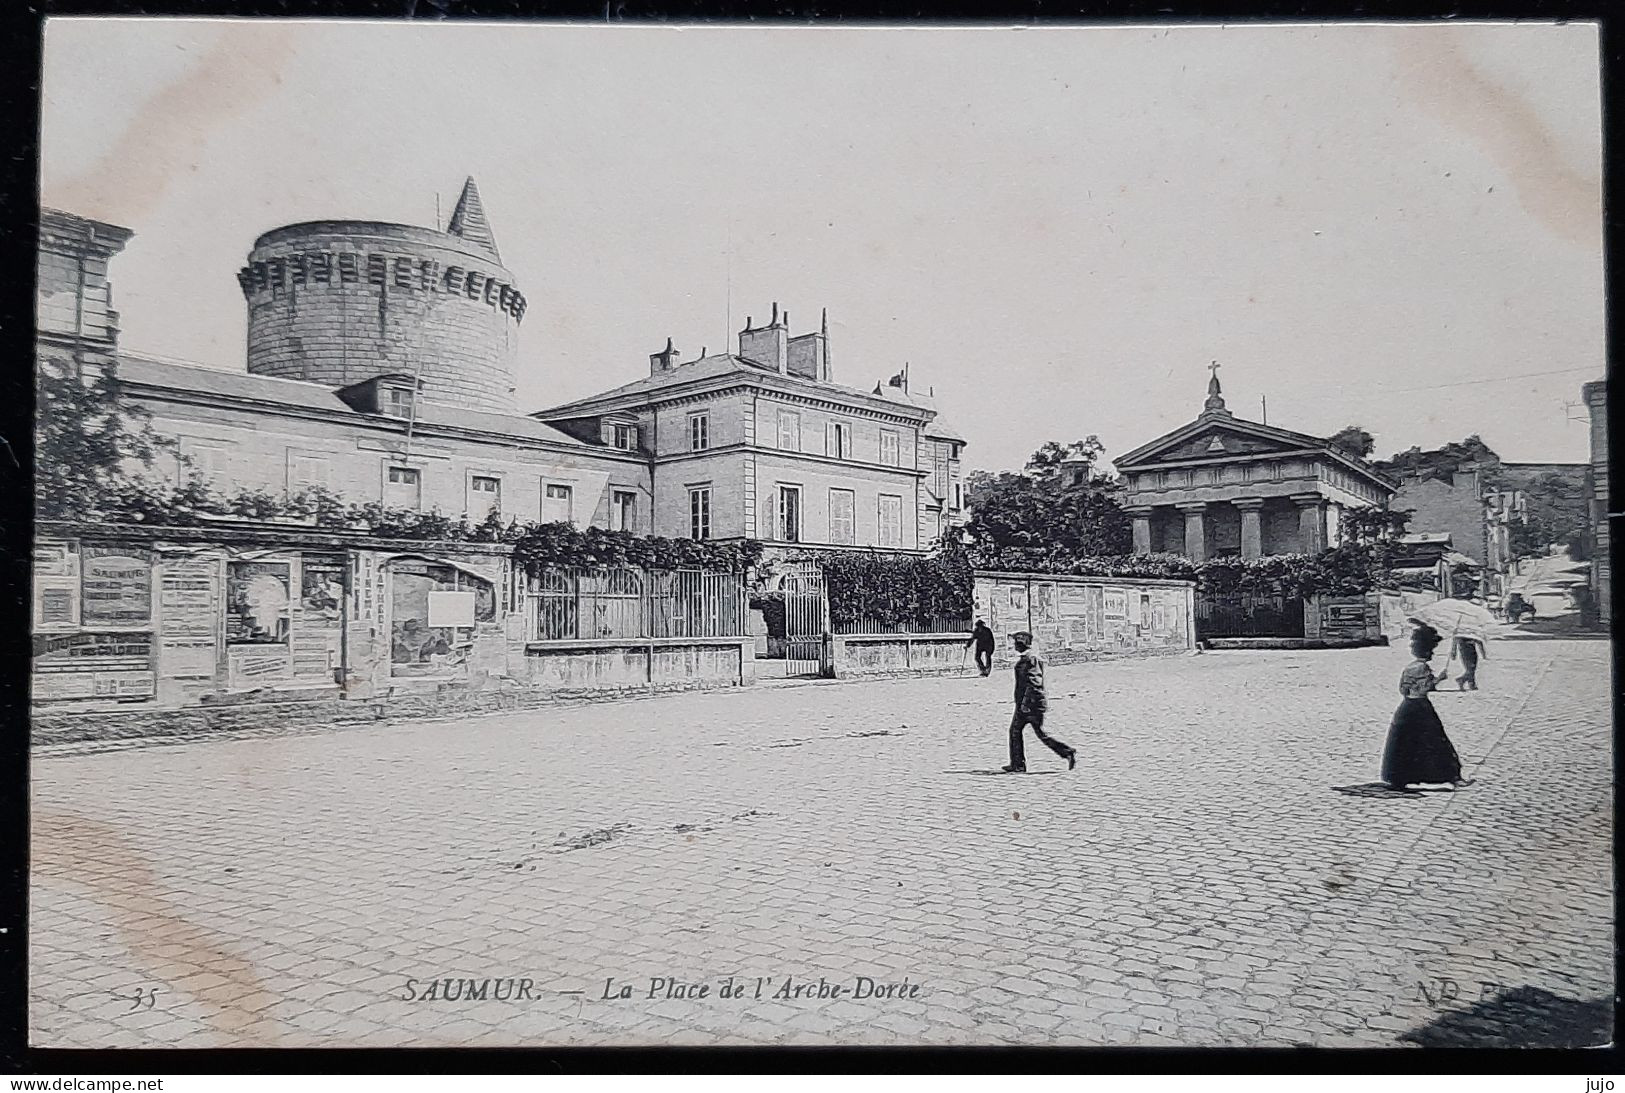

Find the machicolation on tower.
xmin=238 ymin=177 xmax=526 ymax=414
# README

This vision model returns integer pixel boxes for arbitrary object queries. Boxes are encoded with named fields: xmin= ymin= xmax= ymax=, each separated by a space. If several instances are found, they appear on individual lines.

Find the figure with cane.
xmin=966 ymin=618 xmax=995 ymax=677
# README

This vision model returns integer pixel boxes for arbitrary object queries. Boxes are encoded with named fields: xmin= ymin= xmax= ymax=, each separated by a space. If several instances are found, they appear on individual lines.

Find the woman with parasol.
xmin=1381 ymin=621 xmax=1474 ymax=792
xmin=1410 ymin=598 xmax=1496 ymax=692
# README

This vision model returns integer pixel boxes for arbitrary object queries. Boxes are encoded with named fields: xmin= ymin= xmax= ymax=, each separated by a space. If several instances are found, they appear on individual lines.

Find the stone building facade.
xmin=36 ymin=208 xmax=132 ymax=378
xmin=536 ymin=312 xmax=966 ymax=554
xmin=1583 ymin=379 xmax=1610 ymax=619
xmin=38 ymin=184 xmax=964 ymax=555
xmin=1115 ymin=371 xmax=1395 ymax=561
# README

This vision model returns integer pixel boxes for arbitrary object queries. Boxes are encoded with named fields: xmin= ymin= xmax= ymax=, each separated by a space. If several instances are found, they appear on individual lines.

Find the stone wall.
xmin=974 ymin=572 xmax=1196 ymax=665
xmin=31 ymin=527 xmax=756 ymax=744
xmin=1305 ymin=593 xmax=1385 ymax=643
xmin=829 ymin=572 xmax=1195 ymax=679
xmin=1378 ymin=588 xmax=1443 ymax=642
xmin=516 ymin=638 xmax=752 ymax=689
xmin=831 ymin=633 xmax=968 ymax=678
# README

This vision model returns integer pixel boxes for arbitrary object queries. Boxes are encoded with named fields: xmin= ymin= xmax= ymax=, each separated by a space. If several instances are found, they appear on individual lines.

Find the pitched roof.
xmin=446 ymin=176 xmax=500 ymax=261
xmin=868 ymin=382 xmax=966 ymax=442
xmin=117 ymin=353 xmax=586 ymax=447
xmin=535 ymin=354 xmax=931 ymax=421
xmin=1115 ymin=408 xmax=1394 ymax=493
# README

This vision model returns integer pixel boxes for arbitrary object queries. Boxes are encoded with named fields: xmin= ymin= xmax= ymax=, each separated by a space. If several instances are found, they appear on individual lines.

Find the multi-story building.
xmin=1582 ymin=379 xmax=1609 ymax=620
xmin=36 ymin=208 xmax=133 ymax=378
xmin=535 ymin=311 xmax=955 ymax=553
xmin=37 ymin=183 xmax=966 ymax=557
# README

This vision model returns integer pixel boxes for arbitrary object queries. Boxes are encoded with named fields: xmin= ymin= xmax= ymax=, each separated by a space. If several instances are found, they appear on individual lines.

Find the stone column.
xmin=1293 ymin=493 xmax=1326 ymax=554
xmin=1175 ymin=501 xmax=1208 ymax=562
xmin=1235 ymin=498 xmax=1266 ymax=561
xmin=1127 ymin=507 xmax=1154 ymax=555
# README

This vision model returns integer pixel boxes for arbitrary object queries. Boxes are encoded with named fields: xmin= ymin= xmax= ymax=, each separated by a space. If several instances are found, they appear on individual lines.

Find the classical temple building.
xmin=1115 ymin=370 xmax=1396 ymax=561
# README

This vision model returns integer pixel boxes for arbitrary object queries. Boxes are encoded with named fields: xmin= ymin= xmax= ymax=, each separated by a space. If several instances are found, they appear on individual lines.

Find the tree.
xmin=964 ymin=439 xmax=1133 ymax=565
xmin=35 ymin=358 xmax=182 ymax=520
xmin=1024 ymin=436 xmax=1110 ymax=486
xmin=1376 ymin=435 xmax=1502 ymax=482
xmin=1328 ymin=425 xmax=1375 ymax=461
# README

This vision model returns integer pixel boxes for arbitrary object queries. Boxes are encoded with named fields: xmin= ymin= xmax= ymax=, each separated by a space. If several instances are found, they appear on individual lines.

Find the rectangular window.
xmin=542 ymin=483 xmax=573 ymax=524
xmin=384 ymin=466 xmax=422 ymax=510
xmin=952 ymin=482 xmax=963 ymax=511
xmin=288 ymin=454 xmax=332 ymax=494
xmin=878 ymin=494 xmax=902 ymax=548
xmin=879 ymin=430 xmax=900 ymax=467
xmin=612 ymin=490 xmax=637 ymax=533
xmin=689 ymin=487 xmax=712 ymax=541
xmin=470 ymin=475 xmax=501 ymax=516
xmin=777 ymin=410 xmax=801 ymax=452
xmin=777 ymin=485 xmax=802 ymax=542
xmin=384 ymin=387 xmax=415 ymax=419
xmin=178 ymin=440 xmax=228 ymax=485
xmin=829 ymin=489 xmax=856 ymax=545
xmin=612 ymin=424 xmax=636 ymax=450
xmin=827 ymin=421 xmax=850 ymax=460
xmin=689 ymin=412 xmax=710 ymax=452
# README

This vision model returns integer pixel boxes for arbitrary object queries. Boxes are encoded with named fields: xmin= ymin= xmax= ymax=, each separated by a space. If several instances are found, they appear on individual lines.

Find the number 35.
xmin=124 ymin=987 xmax=158 ymax=1011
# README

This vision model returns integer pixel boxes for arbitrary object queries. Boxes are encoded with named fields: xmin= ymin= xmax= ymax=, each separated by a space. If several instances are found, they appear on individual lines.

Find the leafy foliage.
xmin=37 ymin=361 xmax=760 ymax=573
xmin=964 ymin=437 xmax=1133 ymax=561
xmin=1328 ymin=425 xmax=1376 ymax=460
xmin=1376 ymin=435 xmax=1501 ymax=482
xmin=779 ymin=546 xmax=976 ymax=630
xmin=36 ymin=360 xmax=181 ymax=521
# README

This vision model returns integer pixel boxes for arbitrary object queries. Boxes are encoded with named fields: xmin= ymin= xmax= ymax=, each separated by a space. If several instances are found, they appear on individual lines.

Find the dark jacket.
xmin=1014 ymin=650 xmax=1047 ymax=714
xmin=967 ymin=623 xmax=995 ymax=653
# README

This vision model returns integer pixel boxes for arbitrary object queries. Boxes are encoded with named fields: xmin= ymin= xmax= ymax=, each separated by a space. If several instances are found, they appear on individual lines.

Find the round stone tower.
xmin=238 ymin=177 xmax=526 ymax=414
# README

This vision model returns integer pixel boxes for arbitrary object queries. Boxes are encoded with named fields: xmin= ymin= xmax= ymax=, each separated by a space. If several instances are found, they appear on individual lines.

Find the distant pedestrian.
xmin=1453 ymin=635 xmax=1483 ymax=691
xmin=1381 ymin=624 xmax=1473 ymax=792
xmin=966 ymin=619 xmax=995 ymax=677
xmin=1003 ymin=631 xmax=1075 ymax=774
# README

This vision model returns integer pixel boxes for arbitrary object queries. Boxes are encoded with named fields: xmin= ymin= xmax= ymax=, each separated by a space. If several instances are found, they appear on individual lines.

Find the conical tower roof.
xmin=446 ymin=176 xmax=501 ymax=261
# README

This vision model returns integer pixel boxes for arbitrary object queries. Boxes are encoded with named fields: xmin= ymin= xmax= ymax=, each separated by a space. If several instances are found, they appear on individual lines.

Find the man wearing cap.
xmin=1004 ymin=631 xmax=1075 ymax=773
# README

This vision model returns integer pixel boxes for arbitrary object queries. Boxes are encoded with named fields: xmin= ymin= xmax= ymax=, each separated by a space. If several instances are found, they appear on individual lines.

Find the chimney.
xmin=649 ymin=337 xmax=679 ymax=375
xmin=738 ymin=302 xmax=789 ymax=374
xmin=786 ymin=307 xmax=831 ymax=383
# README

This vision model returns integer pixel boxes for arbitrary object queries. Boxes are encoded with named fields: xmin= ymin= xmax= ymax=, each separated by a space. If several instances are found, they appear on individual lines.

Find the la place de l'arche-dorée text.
xmin=400 ymin=975 xmax=928 ymax=1004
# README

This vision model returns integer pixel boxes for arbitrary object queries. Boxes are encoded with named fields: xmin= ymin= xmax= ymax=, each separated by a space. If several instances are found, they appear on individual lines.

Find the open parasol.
xmin=1407 ymin=599 xmax=1496 ymax=647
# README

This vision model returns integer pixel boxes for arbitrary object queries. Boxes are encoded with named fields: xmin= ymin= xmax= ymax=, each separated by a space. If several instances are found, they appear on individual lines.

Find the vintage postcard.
xmin=29 ymin=18 xmax=1611 ymax=1052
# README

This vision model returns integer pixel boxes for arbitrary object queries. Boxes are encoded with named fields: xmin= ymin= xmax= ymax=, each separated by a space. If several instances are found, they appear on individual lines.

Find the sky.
xmin=40 ymin=19 xmax=1604 ymax=472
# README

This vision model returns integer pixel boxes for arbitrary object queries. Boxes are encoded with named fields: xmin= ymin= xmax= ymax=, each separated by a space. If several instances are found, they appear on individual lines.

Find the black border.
xmin=2 ymin=0 xmax=1620 ymax=1076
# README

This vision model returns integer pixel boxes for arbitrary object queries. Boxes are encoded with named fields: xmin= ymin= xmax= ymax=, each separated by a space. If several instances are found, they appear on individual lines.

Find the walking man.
xmin=1003 ymin=631 xmax=1076 ymax=773
xmin=966 ymin=618 xmax=995 ymax=677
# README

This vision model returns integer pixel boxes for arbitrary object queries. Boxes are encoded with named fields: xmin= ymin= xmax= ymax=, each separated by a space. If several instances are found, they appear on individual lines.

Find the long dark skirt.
xmin=1382 ymin=697 xmax=1463 ymax=787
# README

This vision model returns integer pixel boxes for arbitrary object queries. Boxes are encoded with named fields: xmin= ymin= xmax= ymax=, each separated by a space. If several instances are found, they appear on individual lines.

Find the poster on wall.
xmin=389 ymin=560 xmax=494 ymax=677
xmin=228 ymin=645 xmax=293 ymax=689
xmin=301 ymin=554 xmax=346 ymax=624
xmin=33 ymin=631 xmax=155 ymax=701
xmin=160 ymin=554 xmax=221 ymax=678
xmin=1036 ymin=584 xmax=1058 ymax=624
xmin=1103 ymin=590 xmax=1127 ymax=619
xmin=226 ymin=561 xmax=291 ymax=644
xmin=34 ymin=541 xmax=76 ymax=577
xmin=80 ymin=545 xmax=152 ymax=627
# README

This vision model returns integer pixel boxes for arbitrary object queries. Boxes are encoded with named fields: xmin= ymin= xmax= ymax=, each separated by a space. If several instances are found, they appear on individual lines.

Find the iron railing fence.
xmin=524 ymin=566 xmax=750 ymax=642
xmin=830 ymin=616 xmax=973 ymax=636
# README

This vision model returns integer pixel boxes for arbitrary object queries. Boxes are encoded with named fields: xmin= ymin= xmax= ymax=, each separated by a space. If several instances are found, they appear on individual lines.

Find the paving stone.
xmin=28 ymin=640 xmax=1613 ymax=1048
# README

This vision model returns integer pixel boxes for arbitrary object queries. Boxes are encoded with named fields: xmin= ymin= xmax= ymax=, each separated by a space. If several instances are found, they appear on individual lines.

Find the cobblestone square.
xmin=30 ymin=636 xmax=1613 ymax=1049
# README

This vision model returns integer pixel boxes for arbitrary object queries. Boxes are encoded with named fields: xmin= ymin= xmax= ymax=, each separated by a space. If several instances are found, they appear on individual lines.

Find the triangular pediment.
xmin=1116 ymin=413 xmax=1327 ymax=468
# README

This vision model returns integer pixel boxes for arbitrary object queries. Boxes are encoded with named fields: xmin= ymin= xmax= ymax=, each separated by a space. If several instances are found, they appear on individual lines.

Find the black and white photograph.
xmin=25 ymin=16 xmax=1613 ymax=1055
